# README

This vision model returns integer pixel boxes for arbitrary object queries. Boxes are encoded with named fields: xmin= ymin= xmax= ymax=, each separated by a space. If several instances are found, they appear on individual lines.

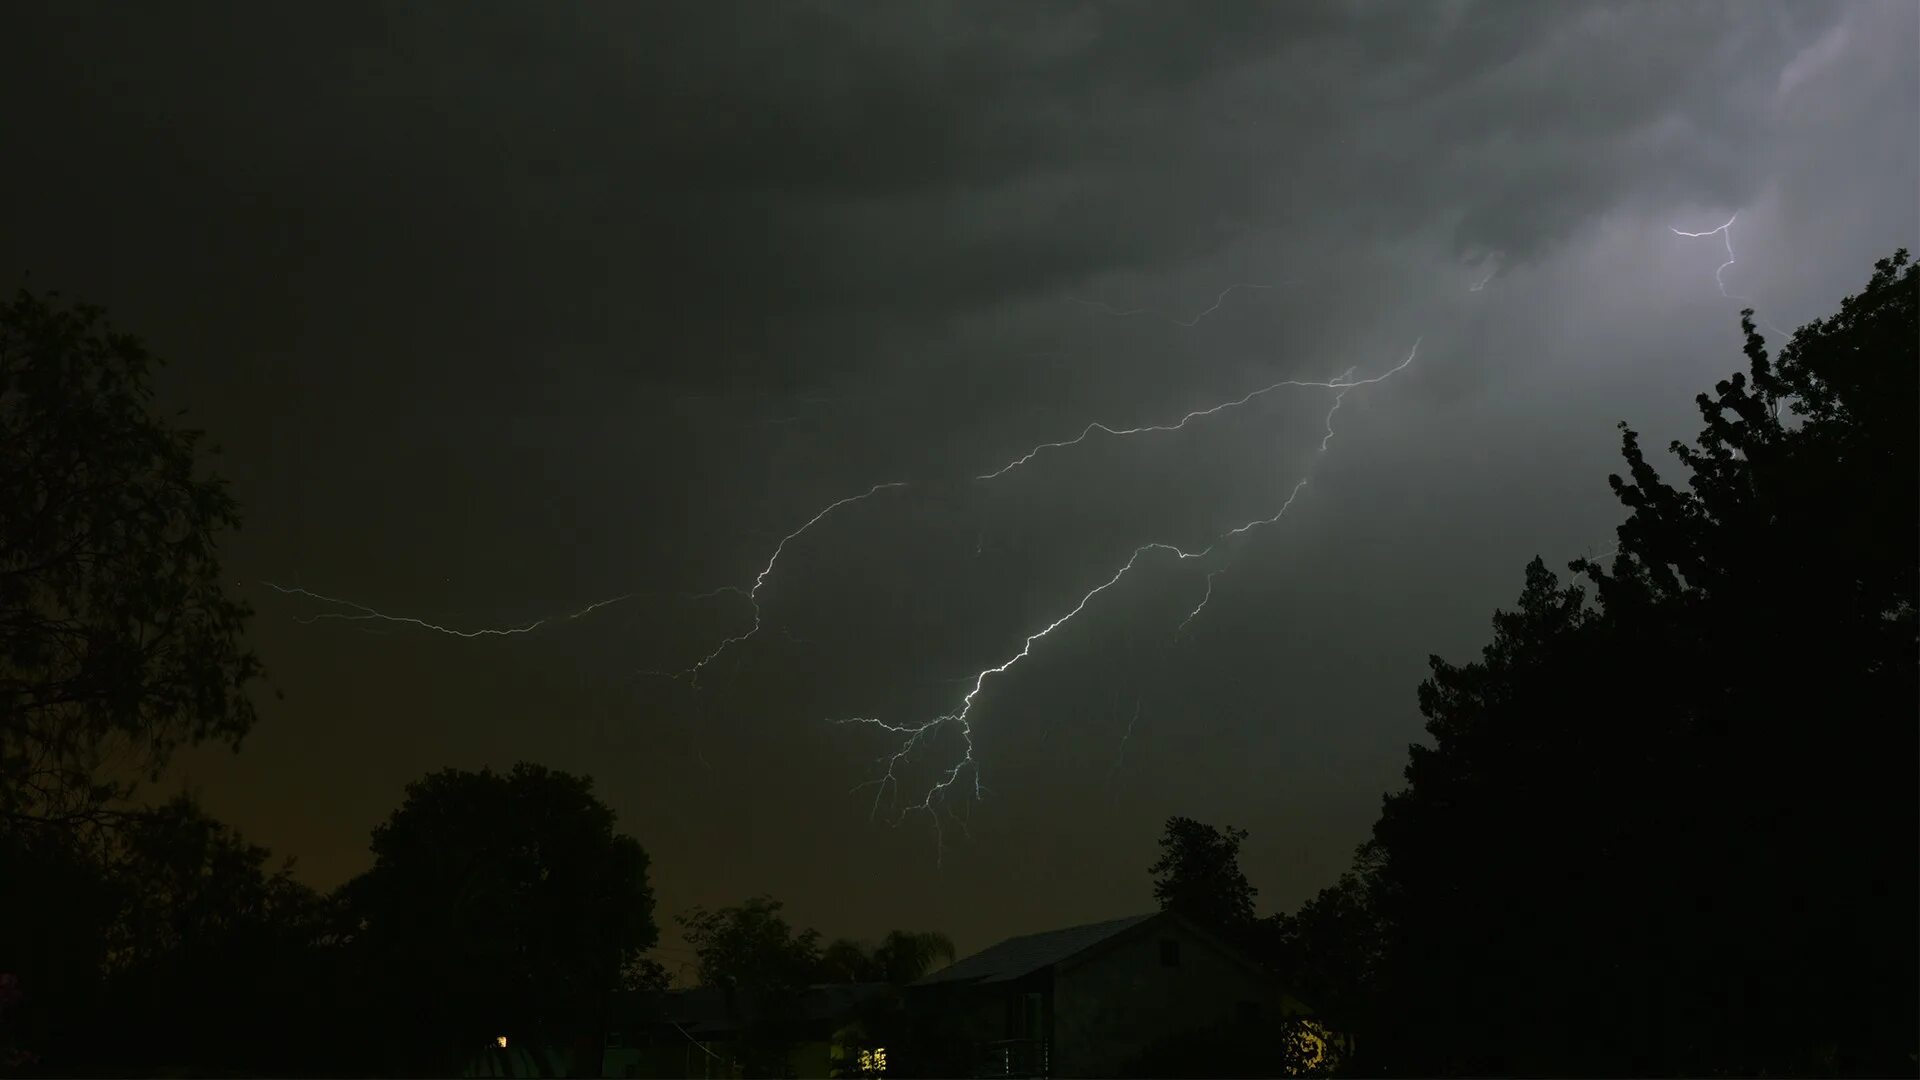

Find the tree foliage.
xmin=344 ymin=762 xmax=657 ymax=1073
xmin=1148 ymin=815 xmax=1259 ymax=941
xmin=678 ymin=895 xmax=823 ymax=1000
xmin=817 ymin=930 xmax=957 ymax=986
xmin=1323 ymin=251 xmax=1919 ymax=1075
xmin=0 ymin=290 xmax=264 ymax=829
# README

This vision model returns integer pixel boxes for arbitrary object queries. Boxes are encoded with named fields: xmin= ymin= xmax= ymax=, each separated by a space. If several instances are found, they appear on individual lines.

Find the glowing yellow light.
xmin=858 ymin=1046 xmax=888 ymax=1073
xmin=496 ymin=1036 xmax=508 ymax=1049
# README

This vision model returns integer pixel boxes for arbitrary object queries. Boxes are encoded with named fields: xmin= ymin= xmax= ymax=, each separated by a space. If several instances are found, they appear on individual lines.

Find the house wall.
xmin=1050 ymin=921 xmax=1292 ymax=1077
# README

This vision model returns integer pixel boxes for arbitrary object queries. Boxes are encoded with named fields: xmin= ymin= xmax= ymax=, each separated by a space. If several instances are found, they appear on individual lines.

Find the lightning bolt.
xmin=672 ymin=481 xmax=907 ymax=684
xmin=975 ymin=348 xmax=1419 ymax=481
xmin=1176 ymin=569 xmax=1221 ymax=636
xmin=844 ymin=341 xmax=1417 ymax=851
xmin=1068 ymin=281 xmax=1293 ymax=327
xmin=263 ymin=583 xmax=635 ymax=638
xmin=1167 ymin=357 xmax=1367 ymax=634
xmin=1107 ymin=697 xmax=1142 ymax=790
xmin=1469 ymin=265 xmax=1498 ymax=292
xmin=1672 ymin=212 xmax=1793 ymax=340
xmin=1672 ymin=212 xmax=1743 ymax=299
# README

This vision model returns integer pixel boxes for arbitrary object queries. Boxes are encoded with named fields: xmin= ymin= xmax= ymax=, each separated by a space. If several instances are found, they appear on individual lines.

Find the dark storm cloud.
xmin=2 ymin=0 xmax=1910 ymax=956
xmin=10 ymin=1 xmax=1838 ymax=393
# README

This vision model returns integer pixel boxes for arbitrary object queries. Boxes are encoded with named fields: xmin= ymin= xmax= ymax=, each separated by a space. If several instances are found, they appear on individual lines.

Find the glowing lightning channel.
xmin=264 ymin=583 xmax=635 ymax=638
xmin=675 ymin=481 xmax=907 ymax=684
xmin=975 ymin=347 xmax=1419 ymax=481
xmin=1671 ymin=212 xmax=1793 ymax=340
xmin=1107 ymin=698 xmax=1142 ymax=791
xmin=1672 ymin=213 xmax=1744 ymax=300
xmin=840 ymin=537 xmax=1212 ymax=847
xmin=1176 ymin=570 xmax=1221 ymax=636
xmin=845 ymin=340 xmax=1419 ymax=848
xmin=1068 ymin=281 xmax=1294 ymax=327
xmin=1176 ymin=362 xmax=1361 ymax=634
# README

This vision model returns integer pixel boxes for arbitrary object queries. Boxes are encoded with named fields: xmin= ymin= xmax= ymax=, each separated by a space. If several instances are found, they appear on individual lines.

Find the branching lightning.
xmin=263 ymin=583 xmax=635 ymax=638
xmin=1175 ymin=363 xmax=1360 ymax=634
xmin=671 ymin=481 xmax=907 ymax=684
xmin=975 ymin=348 xmax=1419 ymax=481
xmin=1068 ymin=281 xmax=1293 ymax=327
xmin=843 ymin=341 xmax=1418 ymax=849
xmin=1672 ymin=213 xmax=1744 ymax=299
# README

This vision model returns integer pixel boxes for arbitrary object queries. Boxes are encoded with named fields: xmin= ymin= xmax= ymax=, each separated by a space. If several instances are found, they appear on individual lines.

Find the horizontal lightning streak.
xmin=976 ymin=346 xmax=1419 ymax=481
xmin=263 ymin=583 xmax=635 ymax=638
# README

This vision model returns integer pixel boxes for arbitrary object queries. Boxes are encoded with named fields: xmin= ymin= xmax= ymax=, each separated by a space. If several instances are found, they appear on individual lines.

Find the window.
xmin=1007 ymin=991 xmax=1044 ymax=1038
xmin=1160 ymin=938 xmax=1181 ymax=967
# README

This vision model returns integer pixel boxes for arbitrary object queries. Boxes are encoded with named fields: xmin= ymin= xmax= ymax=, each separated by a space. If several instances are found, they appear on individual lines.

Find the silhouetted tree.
xmin=343 ymin=762 xmax=657 ymax=1075
xmin=1267 ymin=845 xmax=1385 ymax=1033
xmin=679 ymin=895 xmax=823 ymax=1000
xmin=678 ymin=896 xmax=824 ymax=1076
xmin=817 ymin=930 xmax=956 ymax=985
xmin=0 ymin=826 xmax=114 ymax=1075
xmin=0 ymin=289 xmax=264 ymax=830
xmin=1149 ymin=816 xmax=1259 ymax=943
xmin=1343 ymin=252 xmax=1918 ymax=1075
xmin=93 ymin=796 xmax=334 ymax=1074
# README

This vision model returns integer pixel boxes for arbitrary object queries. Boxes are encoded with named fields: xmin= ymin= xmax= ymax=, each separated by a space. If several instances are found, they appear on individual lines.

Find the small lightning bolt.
xmin=1672 ymin=212 xmax=1743 ymax=299
xmin=975 ymin=346 xmax=1419 ymax=481
xmin=1469 ymin=265 xmax=1498 ymax=292
xmin=264 ymin=583 xmax=635 ymax=638
xmin=1068 ymin=281 xmax=1293 ymax=327
xmin=845 ymin=340 xmax=1418 ymax=850
xmin=1671 ymin=212 xmax=1793 ymax=340
xmin=673 ymin=481 xmax=907 ymax=684
xmin=1176 ymin=569 xmax=1221 ymax=636
xmin=1107 ymin=697 xmax=1142 ymax=791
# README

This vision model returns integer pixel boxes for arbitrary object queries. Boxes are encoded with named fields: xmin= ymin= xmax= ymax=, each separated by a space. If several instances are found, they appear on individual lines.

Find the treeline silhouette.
xmin=2 ymin=251 xmax=1915 ymax=1076
xmin=1150 ymin=252 xmax=1918 ymax=1077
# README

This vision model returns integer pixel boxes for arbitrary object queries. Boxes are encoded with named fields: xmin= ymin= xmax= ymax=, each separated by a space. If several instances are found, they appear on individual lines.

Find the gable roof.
xmin=913 ymin=913 xmax=1158 ymax=986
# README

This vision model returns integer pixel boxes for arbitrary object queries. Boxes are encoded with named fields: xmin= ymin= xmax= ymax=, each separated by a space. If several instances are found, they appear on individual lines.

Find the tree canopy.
xmin=344 ymin=762 xmax=657 ymax=1073
xmin=817 ymin=929 xmax=957 ymax=986
xmin=0 ymin=289 xmax=263 ymax=830
xmin=1149 ymin=815 xmax=1260 ymax=942
xmin=1326 ymin=250 xmax=1919 ymax=1075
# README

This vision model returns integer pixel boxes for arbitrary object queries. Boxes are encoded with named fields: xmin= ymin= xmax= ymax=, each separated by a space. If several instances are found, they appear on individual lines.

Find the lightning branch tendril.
xmin=262 ymin=583 xmax=636 ymax=638
xmin=1671 ymin=212 xmax=1792 ymax=340
xmin=1176 ymin=363 xmax=1360 ymax=634
xmin=1067 ymin=281 xmax=1294 ymax=328
xmin=975 ymin=347 xmax=1419 ymax=481
xmin=672 ymin=481 xmax=907 ymax=685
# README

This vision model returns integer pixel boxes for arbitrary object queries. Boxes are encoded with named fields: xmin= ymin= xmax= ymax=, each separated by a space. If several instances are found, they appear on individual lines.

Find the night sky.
xmin=3 ymin=1 xmax=1915 ymax=975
